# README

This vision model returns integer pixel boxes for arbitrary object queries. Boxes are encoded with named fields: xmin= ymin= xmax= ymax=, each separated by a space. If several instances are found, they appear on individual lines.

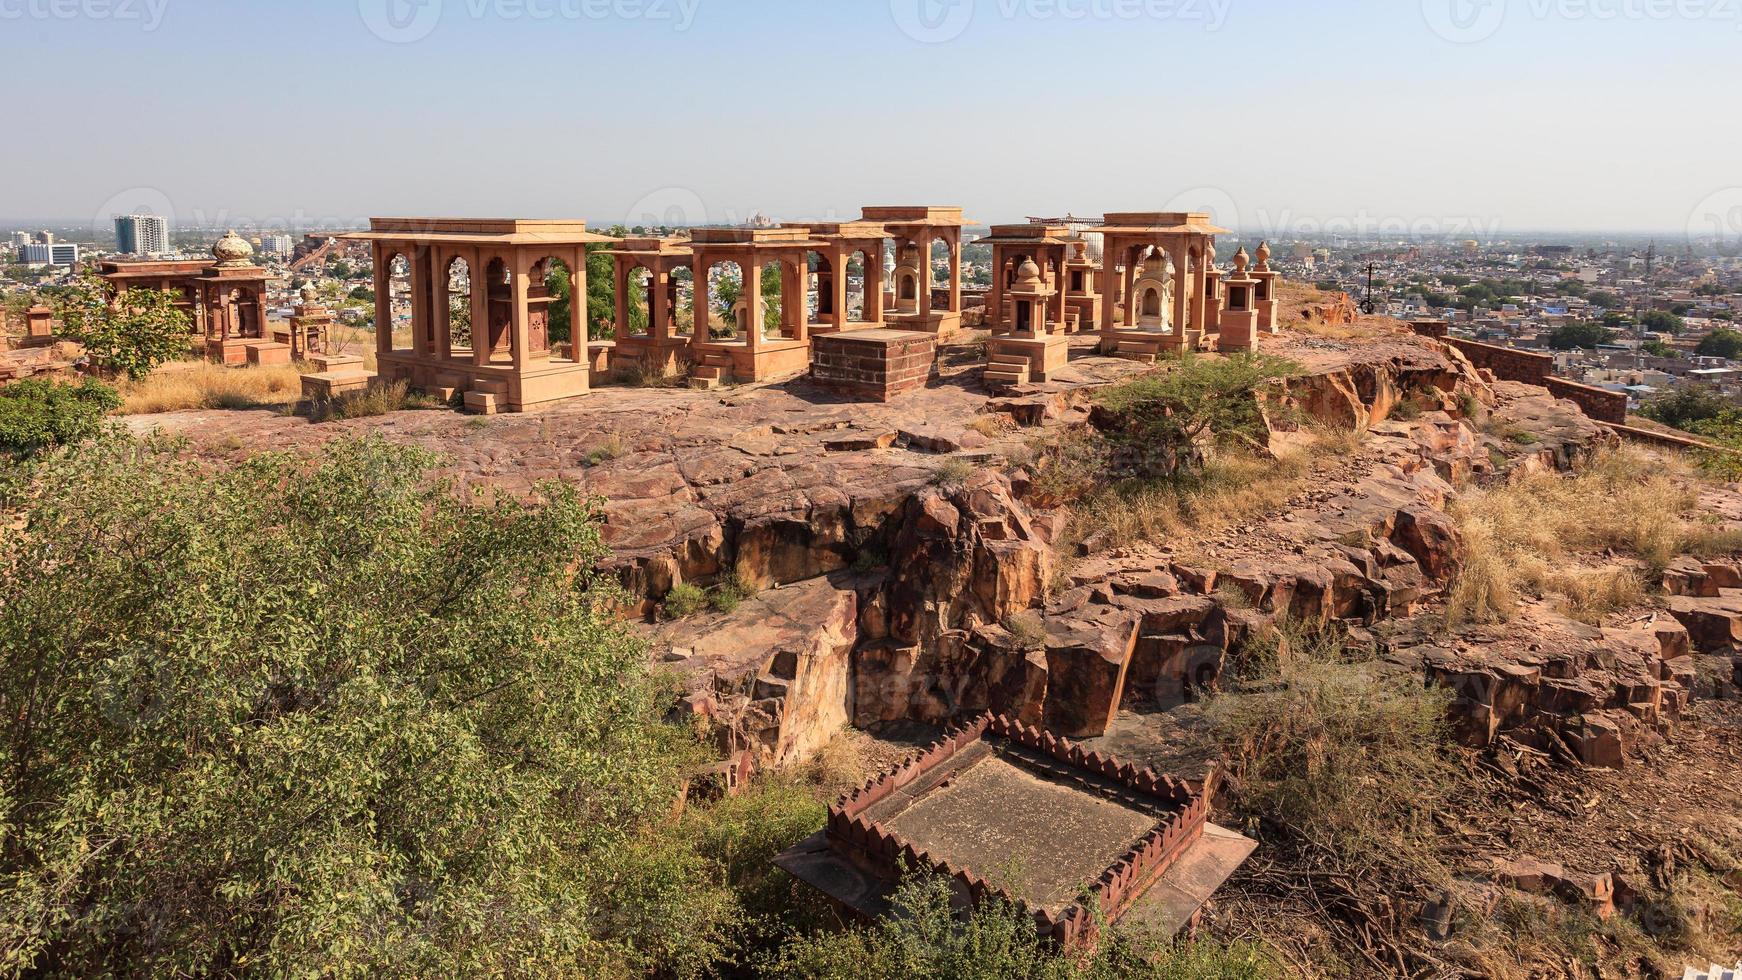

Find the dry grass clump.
xmin=308 ymin=379 xmax=442 ymax=423
xmin=1209 ymin=623 xmax=1454 ymax=873
xmin=1047 ymin=427 xmax=1352 ymax=558
xmin=118 ymin=360 xmax=307 ymax=415
xmin=1449 ymin=447 xmax=1742 ymax=624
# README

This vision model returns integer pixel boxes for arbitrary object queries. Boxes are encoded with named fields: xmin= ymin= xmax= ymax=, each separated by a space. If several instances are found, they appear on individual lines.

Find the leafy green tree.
xmin=1587 ymin=290 xmax=1622 ymax=310
xmin=1697 ymin=328 xmax=1742 ymax=360
xmin=1638 ymin=309 xmax=1684 ymax=334
xmin=1640 ymin=384 xmax=1736 ymax=431
xmin=0 ymin=437 xmax=735 ymax=977
xmin=0 ymin=377 xmax=120 ymax=457
xmin=53 ymin=269 xmax=191 ymax=379
xmin=1640 ymin=339 xmax=1679 ymax=358
xmin=1546 ymin=322 xmax=1615 ymax=350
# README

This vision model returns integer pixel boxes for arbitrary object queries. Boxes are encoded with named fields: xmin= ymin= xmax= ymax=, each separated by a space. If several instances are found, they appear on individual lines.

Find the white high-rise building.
xmin=260 ymin=234 xmax=295 ymax=260
xmin=114 ymin=214 xmax=171 ymax=256
xmin=7 ymin=231 xmax=27 ymax=249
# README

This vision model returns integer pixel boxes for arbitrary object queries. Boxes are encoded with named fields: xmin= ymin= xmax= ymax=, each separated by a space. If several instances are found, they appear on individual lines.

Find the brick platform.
xmin=810 ymin=328 xmax=936 ymax=402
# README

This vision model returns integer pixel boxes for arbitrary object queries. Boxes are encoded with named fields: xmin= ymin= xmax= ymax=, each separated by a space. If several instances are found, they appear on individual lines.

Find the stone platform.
xmin=810 ymin=329 xmax=937 ymax=402
xmin=775 ymin=713 xmax=1251 ymax=947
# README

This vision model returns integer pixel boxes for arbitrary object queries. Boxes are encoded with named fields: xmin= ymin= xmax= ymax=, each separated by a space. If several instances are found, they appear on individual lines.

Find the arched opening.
xmin=445 ymin=256 xmax=472 ymax=352
xmin=670 ymin=265 xmax=694 ymax=337
xmin=846 ymin=250 xmax=869 ymax=320
xmin=529 ymin=256 xmax=571 ymax=356
xmin=385 ymin=253 xmax=413 ymax=346
xmin=1141 ymin=286 xmax=1162 ymax=319
xmin=759 ymin=261 xmax=785 ymax=340
xmin=623 ymin=263 xmax=652 ymax=338
xmin=484 ymin=257 xmax=512 ymax=362
xmin=705 ymin=261 xmax=744 ymax=339
xmin=808 ymin=251 xmax=833 ymax=325
xmin=930 ymin=237 xmax=954 ymax=294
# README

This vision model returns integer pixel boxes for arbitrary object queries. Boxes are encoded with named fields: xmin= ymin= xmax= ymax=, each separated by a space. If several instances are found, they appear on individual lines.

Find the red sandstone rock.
xmin=1669 ymin=593 xmax=1742 ymax=654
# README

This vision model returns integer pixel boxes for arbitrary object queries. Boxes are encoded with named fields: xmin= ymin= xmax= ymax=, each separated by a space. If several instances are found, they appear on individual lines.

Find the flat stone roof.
xmin=342 ymin=217 xmax=619 ymax=246
xmin=868 ymin=742 xmax=1162 ymax=910
xmin=862 ymin=206 xmax=971 ymax=226
xmin=1098 ymin=212 xmax=1230 ymax=235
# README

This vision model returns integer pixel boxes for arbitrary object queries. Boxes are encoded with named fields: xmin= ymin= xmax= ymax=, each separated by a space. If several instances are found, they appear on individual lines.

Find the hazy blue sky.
xmin=6 ymin=0 xmax=1740 ymax=236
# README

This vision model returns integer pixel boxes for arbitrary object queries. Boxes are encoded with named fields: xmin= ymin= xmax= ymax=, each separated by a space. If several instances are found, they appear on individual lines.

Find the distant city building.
xmin=21 ymin=242 xmax=80 ymax=267
xmin=114 ymin=214 xmax=171 ymax=256
xmin=260 ymin=234 xmax=295 ymax=259
xmin=7 ymin=231 xmax=26 ymax=249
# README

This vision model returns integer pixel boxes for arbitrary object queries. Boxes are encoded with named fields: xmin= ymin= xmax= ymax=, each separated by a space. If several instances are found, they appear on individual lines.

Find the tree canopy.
xmin=53 ymin=270 xmax=191 ymax=379
xmin=1547 ymin=322 xmax=1615 ymax=350
xmin=0 ymin=437 xmax=735 ymax=977
xmin=1696 ymin=328 xmax=1742 ymax=360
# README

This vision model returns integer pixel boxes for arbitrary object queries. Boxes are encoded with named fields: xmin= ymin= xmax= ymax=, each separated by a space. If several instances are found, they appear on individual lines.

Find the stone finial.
xmin=212 ymin=229 xmax=254 ymax=268
xmin=1255 ymin=240 xmax=1272 ymax=269
xmin=1015 ymin=257 xmax=1043 ymax=285
xmin=1232 ymin=246 xmax=1250 ymax=274
xmin=299 ymin=282 xmax=320 ymax=307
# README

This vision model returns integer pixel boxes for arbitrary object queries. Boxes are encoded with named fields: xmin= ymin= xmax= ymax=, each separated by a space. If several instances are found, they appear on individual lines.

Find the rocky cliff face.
xmin=661 ymin=334 xmax=1626 ymax=771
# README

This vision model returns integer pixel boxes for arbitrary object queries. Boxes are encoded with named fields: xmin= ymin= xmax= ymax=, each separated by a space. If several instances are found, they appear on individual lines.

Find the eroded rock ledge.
xmin=653 ymin=333 xmax=1653 ymax=774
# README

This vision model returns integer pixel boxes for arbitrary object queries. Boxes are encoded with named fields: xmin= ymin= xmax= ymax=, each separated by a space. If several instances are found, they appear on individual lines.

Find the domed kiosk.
xmin=197 ymin=230 xmax=277 ymax=366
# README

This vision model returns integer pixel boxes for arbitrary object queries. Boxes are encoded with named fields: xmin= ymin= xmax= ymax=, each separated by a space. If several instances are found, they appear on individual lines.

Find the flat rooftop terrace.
xmin=863 ymin=740 xmax=1167 ymax=910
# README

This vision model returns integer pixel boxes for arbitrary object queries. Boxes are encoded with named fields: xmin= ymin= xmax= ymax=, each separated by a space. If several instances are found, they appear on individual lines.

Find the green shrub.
xmin=1092 ymin=353 xmax=1300 ymax=478
xmin=762 ymin=874 xmax=1275 ymax=979
xmin=0 ymin=436 xmax=731 ymax=977
xmin=0 ymin=376 xmax=121 ymax=457
xmin=663 ymin=582 xmax=707 ymax=619
xmin=931 ymin=457 xmax=978 ymax=487
xmin=709 ymin=573 xmax=757 ymax=614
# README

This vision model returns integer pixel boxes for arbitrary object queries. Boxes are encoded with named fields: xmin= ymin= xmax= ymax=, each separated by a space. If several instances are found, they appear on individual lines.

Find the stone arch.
xmin=807 ymin=250 xmax=833 ymax=323
xmin=445 ymin=255 xmax=472 ymax=350
xmin=846 ymin=249 xmax=870 ymax=319
xmin=620 ymin=262 xmax=652 ymax=338
xmin=482 ymin=256 xmax=512 ymax=362
xmin=705 ymin=260 xmax=744 ymax=338
xmin=529 ymin=255 xmax=573 ymax=353
xmin=929 ymin=235 xmax=954 ymax=292
xmin=670 ymin=262 xmax=694 ymax=337
xmin=758 ymin=260 xmax=787 ymax=339
xmin=384 ymin=252 xmax=413 ymax=342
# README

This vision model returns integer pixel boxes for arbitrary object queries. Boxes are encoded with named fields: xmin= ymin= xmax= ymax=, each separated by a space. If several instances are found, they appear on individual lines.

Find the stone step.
xmin=984 ymin=368 xmax=1030 ymax=386
xmin=1111 ymin=351 xmax=1157 ymax=364
xmin=462 ymin=391 xmax=500 ymax=415
xmin=989 ymin=354 xmax=1031 ymax=369
xmin=471 ymin=378 xmax=509 ymax=397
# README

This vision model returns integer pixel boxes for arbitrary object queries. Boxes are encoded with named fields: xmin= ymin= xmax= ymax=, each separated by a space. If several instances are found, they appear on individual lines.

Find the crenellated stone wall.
xmin=825 ymin=712 xmax=1207 ymax=948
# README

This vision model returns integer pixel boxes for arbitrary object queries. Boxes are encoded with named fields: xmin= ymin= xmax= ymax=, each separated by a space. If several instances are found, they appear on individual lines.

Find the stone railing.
xmin=826 ymin=712 xmax=1207 ymax=947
